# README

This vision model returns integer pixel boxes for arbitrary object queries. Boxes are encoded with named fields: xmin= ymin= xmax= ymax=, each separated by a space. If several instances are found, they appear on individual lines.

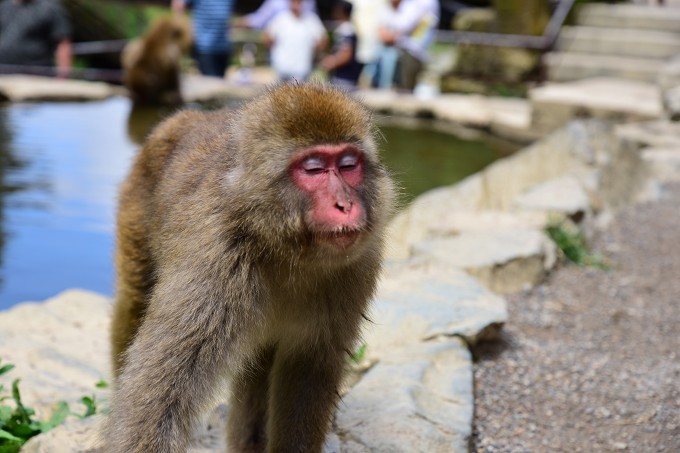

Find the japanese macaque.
xmin=121 ymin=16 xmax=191 ymax=105
xmin=107 ymin=83 xmax=396 ymax=452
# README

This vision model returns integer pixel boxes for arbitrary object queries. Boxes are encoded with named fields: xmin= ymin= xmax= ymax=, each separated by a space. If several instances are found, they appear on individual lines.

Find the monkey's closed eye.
xmin=301 ymin=156 xmax=326 ymax=174
xmin=338 ymin=154 xmax=359 ymax=171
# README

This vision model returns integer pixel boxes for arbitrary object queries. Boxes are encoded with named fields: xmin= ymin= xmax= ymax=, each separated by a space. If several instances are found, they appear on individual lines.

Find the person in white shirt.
xmin=264 ymin=0 xmax=327 ymax=81
xmin=235 ymin=0 xmax=316 ymax=29
xmin=378 ymin=0 xmax=439 ymax=91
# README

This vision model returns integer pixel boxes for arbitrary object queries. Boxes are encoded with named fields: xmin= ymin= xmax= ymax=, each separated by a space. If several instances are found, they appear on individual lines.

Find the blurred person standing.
xmin=264 ymin=0 xmax=327 ymax=82
xmin=235 ymin=0 xmax=315 ymax=29
xmin=378 ymin=0 xmax=438 ymax=91
xmin=172 ymin=0 xmax=233 ymax=77
xmin=320 ymin=0 xmax=363 ymax=88
xmin=0 ymin=0 xmax=72 ymax=78
xmin=350 ymin=0 xmax=389 ymax=86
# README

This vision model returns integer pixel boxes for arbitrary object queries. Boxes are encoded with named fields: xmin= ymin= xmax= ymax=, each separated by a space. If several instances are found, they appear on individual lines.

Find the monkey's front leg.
xmin=266 ymin=345 xmax=346 ymax=453
xmin=106 ymin=282 xmax=242 ymax=453
xmin=227 ymin=345 xmax=276 ymax=453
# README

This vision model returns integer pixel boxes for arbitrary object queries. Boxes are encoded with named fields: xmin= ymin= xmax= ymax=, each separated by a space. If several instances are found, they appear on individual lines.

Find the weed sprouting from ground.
xmin=0 ymin=358 xmax=106 ymax=452
xmin=545 ymin=221 xmax=610 ymax=269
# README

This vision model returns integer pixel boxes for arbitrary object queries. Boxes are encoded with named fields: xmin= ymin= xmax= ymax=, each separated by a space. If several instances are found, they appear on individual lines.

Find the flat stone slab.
xmin=0 ymin=73 xmax=267 ymax=105
xmin=544 ymin=51 xmax=665 ymax=84
xmin=335 ymin=339 xmax=472 ymax=453
xmin=616 ymin=119 xmax=680 ymax=148
xmin=530 ymin=77 xmax=662 ymax=133
xmin=0 ymin=75 xmax=122 ymax=102
xmin=411 ymin=230 xmax=556 ymax=294
xmin=368 ymin=259 xmax=507 ymax=353
xmin=556 ymin=25 xmax=680 ymax=59
xmin=513 ymin=175 xmax=592 ymax=220
xmin=181 ymin=73 xmax=266 ymax=103
xmin=641 ymin=146 xmax=680 ymax=182
xmin=426 ymin=209 xmax=550 ymax=237
xmin=578 ymin=3 xmax=680 ymax=32
xmin=358 ymin=89 xmax=533 ymax=140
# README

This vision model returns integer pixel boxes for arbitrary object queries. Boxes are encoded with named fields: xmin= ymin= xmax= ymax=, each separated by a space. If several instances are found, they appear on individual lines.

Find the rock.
xmin=616 ymin=119 xmax=680 ymax=148
xmin=661 ymin=84 xmax=680 ymax=120
xmin=513 ymin=176 xmax=593 ymax=222
xmin=529 ymin=78 xmax=662 ymax=134
xmin=0 ymin=75 xmax=122 ymax=102
xmin=21 ymin=416 xmax=103 ymax=453
xmin=21 ymin=404 xmax=230 ymax=453
xmin=335 ymin=339 xmax=472 ymax=453
xmin=658 ymin=51 xmax=680 ymax=91
xmin=358 ymin=90 xmax=534 ymax=139
xmin=426 ymin=210 xmax=550 ymax=237
xmin=333 ymin=258 xmax=507 ymax=451
xmin=367 ymin=259 xmax=508 ymax=354
xmin=411 ymin=230 xmax=556 ymax=294
xmin=387 ymin=121 xmax=608 ymax=261
xmin=641 ymin=147 xmax=680 ymax=182
xmin=0 ymin=289 xmax=111 ymax=416
xmin=181 ymin=73 xmax=265 ymax=103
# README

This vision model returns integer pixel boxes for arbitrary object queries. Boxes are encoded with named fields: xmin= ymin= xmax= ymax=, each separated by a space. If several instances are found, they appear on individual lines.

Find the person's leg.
xmin=397 ymin=49 xmax=422 ymax=92
xmin=195 ymin=52 xmax=230 ymax=77
xmin=377 ymin=46 xmax=399 ymax=89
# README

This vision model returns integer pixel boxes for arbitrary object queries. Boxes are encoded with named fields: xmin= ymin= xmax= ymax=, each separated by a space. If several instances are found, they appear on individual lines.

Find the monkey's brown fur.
xmin=107 ymin=83 xmax=395 ymax=452
xmin=121 ymin=16 xmax=191 ymax=105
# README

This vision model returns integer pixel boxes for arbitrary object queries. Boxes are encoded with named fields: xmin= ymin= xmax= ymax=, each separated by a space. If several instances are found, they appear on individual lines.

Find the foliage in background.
xmin=545 ymin=221 xmax=609 ymax=269
xmin=0 ymin=359 xmax=106 ymax=453
xmin=77 ymin=0 xmax=167 ymax=39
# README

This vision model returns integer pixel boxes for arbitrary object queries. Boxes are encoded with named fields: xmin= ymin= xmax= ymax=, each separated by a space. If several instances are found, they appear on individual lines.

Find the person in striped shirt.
xmin=172 ymin=0 xmax=234 ymax=77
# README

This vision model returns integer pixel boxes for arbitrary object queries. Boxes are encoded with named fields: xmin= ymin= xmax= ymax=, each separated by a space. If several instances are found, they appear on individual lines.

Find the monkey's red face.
xmin=290 ymin=145 xmax=367 ymax=249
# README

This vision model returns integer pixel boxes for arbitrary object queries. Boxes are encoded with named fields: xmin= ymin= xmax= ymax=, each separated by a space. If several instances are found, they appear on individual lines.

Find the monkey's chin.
xmin=317 ymin=229 xmax=362 ymax=250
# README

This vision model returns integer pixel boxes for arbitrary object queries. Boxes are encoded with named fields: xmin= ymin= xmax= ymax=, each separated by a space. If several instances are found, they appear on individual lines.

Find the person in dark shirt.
xmin=321 ymin=0 xmax=363 ymax=89
xmin=0 ymin=0 xmax=72 ymax=77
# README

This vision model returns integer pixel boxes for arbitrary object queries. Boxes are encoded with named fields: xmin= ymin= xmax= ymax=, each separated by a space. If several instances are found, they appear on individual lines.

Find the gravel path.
xmin=472 ymin=183 xmax=680 ymax=453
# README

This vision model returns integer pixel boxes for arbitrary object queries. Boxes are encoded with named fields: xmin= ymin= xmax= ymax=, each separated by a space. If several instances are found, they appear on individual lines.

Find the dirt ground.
xmin=471 ymin=182 xmax=680 ymax=453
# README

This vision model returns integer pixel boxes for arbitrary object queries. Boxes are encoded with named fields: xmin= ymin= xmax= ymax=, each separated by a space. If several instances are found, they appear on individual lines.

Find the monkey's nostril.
xmin=335 ymin=199 xmax=352 ymax=213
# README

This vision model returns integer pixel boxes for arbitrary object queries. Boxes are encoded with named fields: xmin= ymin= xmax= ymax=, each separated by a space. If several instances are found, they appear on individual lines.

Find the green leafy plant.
xmin=352 ymin=343 xmax=367 ymax=364
xmin=545 ymin=221 xmax=609 ymax=269
xmin=0 ymin=359 xmax=105 ymax=452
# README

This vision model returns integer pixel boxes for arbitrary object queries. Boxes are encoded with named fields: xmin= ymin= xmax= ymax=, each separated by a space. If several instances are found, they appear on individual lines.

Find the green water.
xmin=376 ymin=116 xmax=515 ymax=202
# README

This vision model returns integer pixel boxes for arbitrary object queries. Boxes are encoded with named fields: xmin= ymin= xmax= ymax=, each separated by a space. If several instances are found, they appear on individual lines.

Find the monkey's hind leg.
xmin=110 ymin=193 xmax=155 ymax=378
xmin=227 ymin=345 xmax=276 ymax=453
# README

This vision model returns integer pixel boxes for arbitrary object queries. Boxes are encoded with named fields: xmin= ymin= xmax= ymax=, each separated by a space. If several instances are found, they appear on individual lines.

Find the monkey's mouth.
xmin=316 ymin=228 xmax=362 ymax=249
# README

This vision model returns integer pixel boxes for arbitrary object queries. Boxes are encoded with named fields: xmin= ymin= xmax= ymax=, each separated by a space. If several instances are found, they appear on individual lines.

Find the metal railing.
xmin=0 ymin=64 xmax=123 ymax=83
xmin=435 ymin=0 xmax=575 ymax=50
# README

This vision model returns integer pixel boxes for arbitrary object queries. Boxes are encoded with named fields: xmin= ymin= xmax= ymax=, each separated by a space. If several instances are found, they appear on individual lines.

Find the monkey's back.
xmin=112 ymin=108 xmax=239 ymax=373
